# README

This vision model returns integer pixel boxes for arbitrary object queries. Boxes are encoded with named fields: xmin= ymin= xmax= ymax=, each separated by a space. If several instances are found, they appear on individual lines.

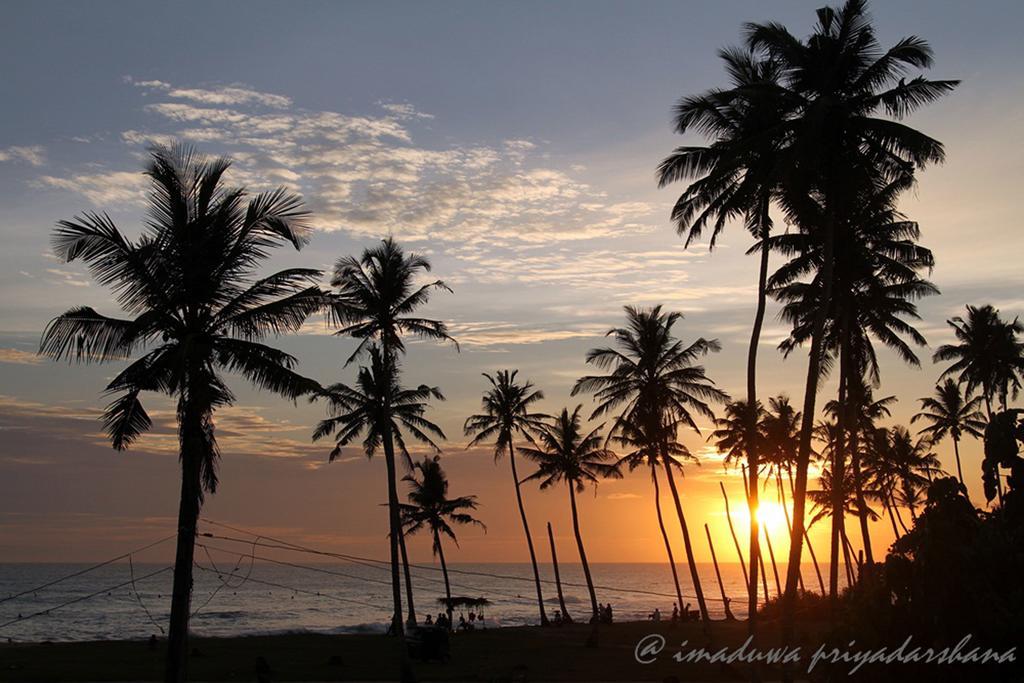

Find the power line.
xmin=0 ymin=566 xmax=173 ymax=633
xmin=201 ymin=518 xmax=726 ymax=603
xmin=191 ymin=558 xmax=381 ymax=610
xmin=0 ymin=534 xmax=175 ymax=605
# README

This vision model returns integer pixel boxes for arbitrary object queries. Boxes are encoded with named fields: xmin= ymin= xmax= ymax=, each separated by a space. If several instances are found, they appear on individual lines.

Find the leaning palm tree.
xmin=39 ymin=144 xmax=323 ymax=683
xmin=312 ymin=345 xmax=445 ymax=672
xmin=658 ymin=47 xmax=789 ymax=634
xmin=464 ymin=370 xmax=551 ymax=625
xmin=520 ymin=406 xmax=621 ymax=621
xmin=711 ymin=400 xmax=765 ymax=470
xmin=572 ymin=305 xmax=727 ymax=624
xmin=613 ymin=412 xmax=697 ymax=614
xmin=328 ymin=237 xmax=457 ymax=629
xmin=400 ymin=456 xmax=485 ymax=629
xmin=743 ymin=1 xmax=957 ymax=632
xmin=912 ymin=379 xmax=986 ymax=489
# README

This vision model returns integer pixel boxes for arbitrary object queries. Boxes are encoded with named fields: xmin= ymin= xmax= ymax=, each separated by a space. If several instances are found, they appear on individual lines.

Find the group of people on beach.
xmin=648 ymin=602 xmax=696 ymax=624
xmin=421 ymin=611 xmax=485 ymax=631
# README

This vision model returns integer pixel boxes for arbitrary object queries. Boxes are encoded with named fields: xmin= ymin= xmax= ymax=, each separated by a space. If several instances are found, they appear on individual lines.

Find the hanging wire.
xmin=0 ymin=566 xmax=173 ymax=633
xmin=0 ymin=534 xmax=175 ymax=605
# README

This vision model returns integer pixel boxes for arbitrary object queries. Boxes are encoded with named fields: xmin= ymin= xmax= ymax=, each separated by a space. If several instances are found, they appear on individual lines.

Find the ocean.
xmin=0 ymin=560 xmax=832 ymax=643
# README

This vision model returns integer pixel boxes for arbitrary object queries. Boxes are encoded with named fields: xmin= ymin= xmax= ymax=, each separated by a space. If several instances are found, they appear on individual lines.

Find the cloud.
xmin=0 ymin=145 xmax=45 ymax=166
xmin=449 ymin=320 xmax=608 ymax=347
xmin=0 ymin=349 xmax=43 ymax=365
xmin=606 ymin=492 xmax=641 ymax=500
xmin=35 ymin=171 xmax=147 ymax=206
xmin=46 ymin=78 xmax=660 ymax=251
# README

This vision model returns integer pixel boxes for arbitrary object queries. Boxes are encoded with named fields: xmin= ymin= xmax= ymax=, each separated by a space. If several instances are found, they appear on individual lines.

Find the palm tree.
xmin=935 ymin=304 xmax=1024 ymax=416
xmin=38 ymin=144 xmax=322 ymax=683
xmin=888 ymin=425 xmax=943 ymax=520
xmin=743 ymin=0 xmax=957 ymax=630
xmin=572 ymin=305 xmax=727 ymax=624
xmin=400 ymin=456 xmax=485 ymax=629
xmin=328 ymin=237 xmax=456 ymax=630
xmin=312 ymin=344 xmax=445 ymax=653
xmin=711 ymin=400 xmax=765 ymax=471
xmin=770 ymin=173 xmax=937 ymax=593
xmin=520 ymin=407 xmax=621 ymax=621
xmin=912 ymin=379 xmax=986 ymax=489
xmin=464 ymin=370 xmax=551 ymax=626
xmin=613 ymin=412 xmax=697 ymax=613
xmin=657 ymin=48 xmax=789 ymax=632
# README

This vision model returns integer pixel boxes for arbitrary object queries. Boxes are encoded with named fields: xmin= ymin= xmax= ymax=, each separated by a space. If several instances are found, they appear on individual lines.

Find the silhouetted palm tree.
xmin=613 ymin=413 xmax=697 ymax=613
xmin=520 ymin=407 xmax=621 ymax=621
xmin=328 ymin=237 xmax=456 ymax=630
xmin=912 ymin=379 xmax=986 ymax=489
xmin=312 ymin=344 xmax=445 ymax=655
xmin=712 ymin=400 xmax=765 ymax=470
xmin=770 ymin=174 xmax=936 ymax=593
xmin=464 ymin=370 xmax=551 ymax=625
xmin=888 ymin=426 xmax=943 ymax=520
xmin=38 ymin=144 xmax=322 ymax=683
xmin=742 ymin=0 xmax=957 ymax=630
xmin=400 ymin=456 xmax=485 ymax=629
xmin=573 ymin=305 xmax=727 ymax=624
xmin=658 ymin=48 xmax=789 ymax=631
xmin=934 ymin=304 xmax=1024 ymax=417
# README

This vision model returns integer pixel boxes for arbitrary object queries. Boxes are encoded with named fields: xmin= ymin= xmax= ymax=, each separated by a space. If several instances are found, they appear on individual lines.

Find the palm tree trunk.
xmin=652 ymin=465 xmax=685 ymax=611
xmin=508 ymin=443 xmax=549 ymax=626
xmin=884 ymin=497 xmax=901 ymax=539
xmin=567 ymin=483 xmax=599 ymax=621
xmin=662 ymin=458 xmax=710 ymax=625
xmin=718 ymin=482 xmax=748 ymax=589
xmin=775 ymin=475 xmax=804 ymax=592
xmin=745 ymin=208 xmax=771 ymax=636
xmin=705 ymin=523 xmax=735 ymax=619
xmin=382 ymin=429 xmax=415 ymax=683
xmin=399 ymin=525 xmax=417 ymax=626
xmin=164 ymin=406 xmax=204 ymax=683
xmin=433 ymin=529 xmax=453 ymax=630
xmin=762 ymin=524 xmax=782 ymax=598
xmin=952 ymin=436 xmax=965 ymax=489
xmin=890 ymin=491 xmax=910 ymax=534
xmin=787 ymin=469 xmax=825 ymax=594
xmin=783 ymin=210 xmax=836 ymax=644
xmin=830 ymin=332 xmax=851 ymax=602
xmin=547 ymin=522 xmax=572 ymax=623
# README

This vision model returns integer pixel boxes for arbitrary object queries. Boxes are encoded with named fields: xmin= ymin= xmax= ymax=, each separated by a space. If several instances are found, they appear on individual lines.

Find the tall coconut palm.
xmin=519 ymin=407 xmax=621 ymax=621
xmin=657 ymin=48 xmax=789 ymax=632
xmin=912 ymin=379 xmax=986 ymax=489
xmin=312 ymin=344 xmax=445 ymax=657
xmin=329 ymin=237 xmax=456 ymax=629
xmin=934 ymin=305 xmax=1024 ymax=417
xmin=613 ymin=412 xmax=697 ymax=613
xmin=743 ymin=0 xmax=957 ymax=632
xmin=572 ymin=306 xmax=727 ymax=624
xmin=38 ymin=144 xmax=323 ymax=683
xmin=771 ymin=174 xmax=936 ymax=597
xmin=464 ymin=370 xmax=551 ymax=626
xmin=400 ymin=456 xmax=485 ymax=629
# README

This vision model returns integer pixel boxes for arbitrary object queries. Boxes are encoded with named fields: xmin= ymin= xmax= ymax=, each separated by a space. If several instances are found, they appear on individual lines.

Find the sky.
xmin=1 ymin=0 xmax=1023 ymax=567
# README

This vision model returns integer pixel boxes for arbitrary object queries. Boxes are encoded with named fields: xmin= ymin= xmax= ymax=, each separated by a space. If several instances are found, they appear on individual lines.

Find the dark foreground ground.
xmin=0 ymin=619 xmax=824 ymax=682
xmin=0 ymin=618 xmax=806 ymax=683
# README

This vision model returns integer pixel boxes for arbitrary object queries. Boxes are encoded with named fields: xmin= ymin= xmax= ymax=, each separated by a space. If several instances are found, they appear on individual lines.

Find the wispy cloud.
xmin=0 ymin=145 xmax=45 ymax=166
xmin=41 ymin=78 xmax=659 ymax=251
xmin=0 ymin=349 xmax=43 ymax=365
